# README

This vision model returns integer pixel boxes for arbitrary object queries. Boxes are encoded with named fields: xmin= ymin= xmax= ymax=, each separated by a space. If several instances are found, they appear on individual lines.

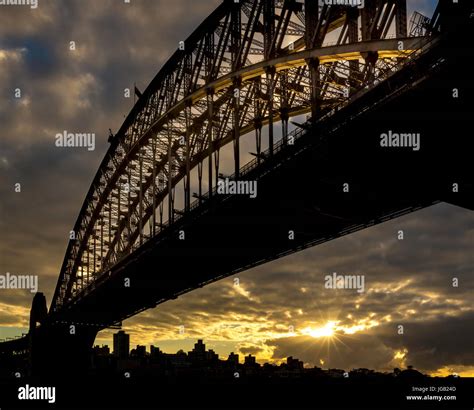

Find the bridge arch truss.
xmin=51 ymin=0 xmax=438 ymax=312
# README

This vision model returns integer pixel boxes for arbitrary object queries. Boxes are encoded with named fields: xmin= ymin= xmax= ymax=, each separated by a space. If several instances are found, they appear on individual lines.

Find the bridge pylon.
xmin=29 ymin=293 xmax=97 ymax=378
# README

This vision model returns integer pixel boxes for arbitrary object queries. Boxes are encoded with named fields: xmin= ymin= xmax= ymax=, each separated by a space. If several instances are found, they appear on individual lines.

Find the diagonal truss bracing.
xmin=51 ymin=0 xmax=436 ymax=312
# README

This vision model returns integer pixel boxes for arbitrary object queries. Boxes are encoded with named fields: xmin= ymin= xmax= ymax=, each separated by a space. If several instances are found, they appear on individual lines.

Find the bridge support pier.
xmin=30 ymin=324 xmax=98 ymax=379
xmin=29 ymin=293 xmax=98 ymax=379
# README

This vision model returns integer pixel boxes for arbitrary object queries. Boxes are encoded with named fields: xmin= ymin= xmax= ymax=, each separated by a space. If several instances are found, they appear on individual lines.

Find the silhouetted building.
xmin=167 ymin=349 xmax=189 ymax=368
xmin=244 ymin=354 xmax=261 ymax=368
xmin=227 ymin=352 xmax=239 ymax=365
xmin=349 ymin=368 xmax=379 ymax=379
xmin=399 ymin=365 xmax=424 ymax=380
xmin=93 ymin=345 xmax=110 ymax=356
xmin=327 ymin=368 xmax=345 ymax=378
xmin=131 ymin=345 xmax=147 ymax=358
xmin=150 ymin=345 xmax=162 ymax=358
xmin=84 ymin=337 xmax=428 ymax=382
xmin=113 ymin=330 xmax=130 ymax=359
xmin=307 ymin=366 xmax=326 ymax=378
xmin=286 ymin=356 xmax=304 ymax=371
xmin=194 ymin=339 xmax=205 ymax=352
xmin=188 ymin=339 xmax=206 ymax=363
xmin=207 ymin=349 xmax=219 ymax=362
xmin=92 ymin=345 xmax=111 ymax=369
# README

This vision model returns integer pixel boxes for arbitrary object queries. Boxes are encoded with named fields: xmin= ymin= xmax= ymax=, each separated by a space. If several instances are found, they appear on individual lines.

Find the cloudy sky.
xmin=2 ymin=0 xmax=473 ymax=377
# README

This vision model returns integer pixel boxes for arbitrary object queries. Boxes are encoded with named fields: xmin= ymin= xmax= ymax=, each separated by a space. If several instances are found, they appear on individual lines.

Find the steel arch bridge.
xmin=2 ymin=0 xmax=473 ymax=376
xmin=51 ymin=0 xmax=438 ymax=313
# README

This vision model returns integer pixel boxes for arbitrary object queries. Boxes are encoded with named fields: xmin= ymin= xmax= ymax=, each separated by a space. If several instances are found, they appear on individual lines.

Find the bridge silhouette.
xmin=1 ymin=0 xmax=473 ymax=378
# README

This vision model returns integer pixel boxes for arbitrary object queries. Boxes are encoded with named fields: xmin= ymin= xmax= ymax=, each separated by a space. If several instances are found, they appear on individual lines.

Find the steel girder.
xmin=51 ymin=0 xmax=433 ymax=312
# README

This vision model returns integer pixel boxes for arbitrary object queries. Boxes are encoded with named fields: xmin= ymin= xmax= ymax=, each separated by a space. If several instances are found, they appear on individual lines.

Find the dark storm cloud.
xmin=0 ymin=0 xmax=220 ymax=312
xmin=377 ymin=312 xmax=474 ymax=372
xmin=239 ymin=345 xmax=264 ymax=356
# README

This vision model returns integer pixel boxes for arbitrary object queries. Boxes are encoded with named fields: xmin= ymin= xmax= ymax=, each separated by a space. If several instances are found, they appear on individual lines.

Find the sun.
xmin=302 ymin=321 xmax=337 ymax=338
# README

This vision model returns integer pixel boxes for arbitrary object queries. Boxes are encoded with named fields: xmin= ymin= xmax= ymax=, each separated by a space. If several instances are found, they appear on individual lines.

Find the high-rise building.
xmin=194 ymin=339 xmax=205 ymax=353
xmin=113 ymin=330 xmax=130 ymax=359
xmin=286 ymin=356 xmax=304 ymax=370
xmin=244 ymin=354 xmax=257 ymax=366
xmin=206 ymin=349 xmax=219 ymax=362
xmin=133 ymin=345 xmax=147 ymax=358
xmin=188 ymin=339 xmax=207 ymax=363
xmin=93 ymin=345 xmax=110 ymax=356
xmin=150 ymin=345 xmax=162 ymax=358
xmin=227 ymin=352 xmax=239 ymax=365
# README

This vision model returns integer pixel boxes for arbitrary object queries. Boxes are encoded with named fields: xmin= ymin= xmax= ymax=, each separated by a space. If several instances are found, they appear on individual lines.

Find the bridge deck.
xmin=46 ymin=30 xmax=473 ymax=330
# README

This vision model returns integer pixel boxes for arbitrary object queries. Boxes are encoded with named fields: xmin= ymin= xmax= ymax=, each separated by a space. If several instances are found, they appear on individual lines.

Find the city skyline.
xmin=96 ymin=332 xmax=431 ymax=377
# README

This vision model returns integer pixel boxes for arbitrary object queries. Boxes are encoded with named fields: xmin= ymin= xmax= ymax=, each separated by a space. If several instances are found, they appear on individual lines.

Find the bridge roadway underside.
xmin=39 ymin=16 xmax=473 ymax=375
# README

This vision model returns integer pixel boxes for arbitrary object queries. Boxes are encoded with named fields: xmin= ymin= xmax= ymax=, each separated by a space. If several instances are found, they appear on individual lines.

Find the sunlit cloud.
xmin=0 ymin=302 xmax=30 ymax=328
xmin=301 ymin=321 xmax=338 ymax=338
xmin=0 ymin=48 xmax=27 ymax=62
